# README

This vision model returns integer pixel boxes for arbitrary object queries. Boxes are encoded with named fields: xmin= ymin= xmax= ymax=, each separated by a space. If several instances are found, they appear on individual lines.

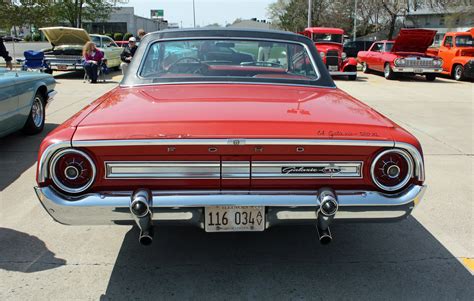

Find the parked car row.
xmin=299 ymin=27 xmax=473 ymax=82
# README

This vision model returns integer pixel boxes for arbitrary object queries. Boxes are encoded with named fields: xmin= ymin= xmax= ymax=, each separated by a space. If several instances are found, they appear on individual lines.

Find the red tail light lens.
xmin=371 ymin=149 xmax=414 ymax=191
xmin=50 ymin=149 xmax=96 ymax=194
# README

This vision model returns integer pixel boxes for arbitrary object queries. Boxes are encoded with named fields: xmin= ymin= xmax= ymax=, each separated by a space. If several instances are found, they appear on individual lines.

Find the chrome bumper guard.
xmin=329 ymin=71 xmax=357 ymax=76
xmin=35 ymin=185 xmax=426 ymax=227
xmin=394 ymin=67 xmax=442 ymax=73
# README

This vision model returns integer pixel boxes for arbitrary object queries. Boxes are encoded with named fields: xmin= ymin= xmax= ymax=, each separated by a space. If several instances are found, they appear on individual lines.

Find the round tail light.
xmin=371 ymin=149 xmax=414 ymax=192
xmin=50 ymin=149 xmax=96 ymax=194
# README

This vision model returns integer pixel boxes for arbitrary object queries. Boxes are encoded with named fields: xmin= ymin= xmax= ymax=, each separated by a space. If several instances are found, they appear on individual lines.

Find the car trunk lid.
xmin=40 ymin=27 xmax=90 ymax=47
xmin=73 ymin=84 xmax=395 ymax=141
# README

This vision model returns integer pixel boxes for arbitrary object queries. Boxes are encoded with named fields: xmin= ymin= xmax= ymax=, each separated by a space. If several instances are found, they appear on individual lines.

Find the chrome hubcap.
xmin=31 ymin=97 xmax=44 ymax=128
xmin=455 ymin=67 xmax=462 ymax=79
xmin=384 ymin=65 xmax=390 ymax=76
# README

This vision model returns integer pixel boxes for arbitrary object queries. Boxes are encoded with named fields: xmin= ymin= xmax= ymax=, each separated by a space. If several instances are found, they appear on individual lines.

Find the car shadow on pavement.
xmin=100 ymin=218 xmax=472 ymax=300
xmin=0 ymin=123 xmax=58 ymax=191
xmin=0 ymin=228 xmax=66 ymax=273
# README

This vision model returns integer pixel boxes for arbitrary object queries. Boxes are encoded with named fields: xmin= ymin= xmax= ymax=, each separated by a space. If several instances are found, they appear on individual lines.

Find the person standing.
xmin=120 ymin=37 xmax=138 ymax=75
xmin=82 ymin=42 xmax=104 ymax=83
xmin=136 ymin=29 xmax=146 ymax=43
xmin=0 ymin=37 xmax=13 ymax=70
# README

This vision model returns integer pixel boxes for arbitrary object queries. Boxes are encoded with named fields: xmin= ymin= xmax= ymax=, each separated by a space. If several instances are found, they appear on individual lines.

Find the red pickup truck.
xmin=427 ymin=29 xmax=474 ymax=81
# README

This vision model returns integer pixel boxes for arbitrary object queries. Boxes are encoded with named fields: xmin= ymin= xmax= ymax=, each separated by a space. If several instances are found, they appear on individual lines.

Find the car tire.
xmin=362 ymin=62 xmax=370 ymax=73
xmin=425 ymin=74 xmax=436 ymax=81
xmin=384 ymin=63 xmax=396 ymax=80
xmin=453 ymin=65 xmax=464 ymax=81
xmin=22 ymin=91 xmax=46 ymax=135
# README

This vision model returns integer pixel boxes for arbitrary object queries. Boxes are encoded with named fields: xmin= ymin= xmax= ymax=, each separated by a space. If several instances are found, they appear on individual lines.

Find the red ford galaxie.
xmin=35 ymin=29 xmax=426 ymax=245
xmin=357 ymin=29 xmax=443 ymax=80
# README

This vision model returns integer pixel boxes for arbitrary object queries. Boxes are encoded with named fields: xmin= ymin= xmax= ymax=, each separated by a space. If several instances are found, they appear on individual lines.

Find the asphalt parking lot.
xmin=0 ymin=71 xmax=472 ymax=300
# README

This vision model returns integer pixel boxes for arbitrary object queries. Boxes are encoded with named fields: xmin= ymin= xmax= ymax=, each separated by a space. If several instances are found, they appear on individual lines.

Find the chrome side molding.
xmin=105 ymin=161 xmax=221 ymax=179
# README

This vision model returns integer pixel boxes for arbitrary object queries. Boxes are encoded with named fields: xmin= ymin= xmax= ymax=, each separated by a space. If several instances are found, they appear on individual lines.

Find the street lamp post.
xmin=193 ymin=0 xmax=196 ymax=28
xmin=307 ymin=0 xmax=312 ymax=28
xmin=353 ymin=0 xmax=357 ymax=41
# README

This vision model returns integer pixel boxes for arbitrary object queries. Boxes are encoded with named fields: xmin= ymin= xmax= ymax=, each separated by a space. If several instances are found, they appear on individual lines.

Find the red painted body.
xmin=299 ymin=27 xmax=358 ymax=76
xmin=358 ymin=29 xmax=439 ymax=72
xmin=37 ymin=83 xmax=422 ymax=192
xmin=427 ymin=29 xmax=474 ymax=78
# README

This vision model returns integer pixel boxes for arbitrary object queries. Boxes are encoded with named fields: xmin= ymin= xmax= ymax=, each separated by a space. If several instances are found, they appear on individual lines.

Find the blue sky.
xmin=120 ymin=0 xmax=275 ymax=28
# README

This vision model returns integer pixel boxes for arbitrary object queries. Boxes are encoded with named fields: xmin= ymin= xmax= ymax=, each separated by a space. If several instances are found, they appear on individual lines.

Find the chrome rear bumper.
xmin=35 ymin=185 xmax=426 ymax=227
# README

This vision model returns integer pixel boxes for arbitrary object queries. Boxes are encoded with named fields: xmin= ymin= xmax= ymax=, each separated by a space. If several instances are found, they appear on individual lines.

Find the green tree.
xmin=0 ymin=0 xmax=57 ymax=34
xmin=53 ymin=0 xmax=115 ymax=28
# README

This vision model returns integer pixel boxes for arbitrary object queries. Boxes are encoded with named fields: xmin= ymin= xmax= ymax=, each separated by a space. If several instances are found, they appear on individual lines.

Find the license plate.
xmin=328 ymin=65 xmax=338 ymax=71
xmin=205 ymin=206 xmax=265 ymax=232
xmin=414 ymin=68 xmax=423 ymax=73
xmin=57 ymin=65 xmax=68 ymax=71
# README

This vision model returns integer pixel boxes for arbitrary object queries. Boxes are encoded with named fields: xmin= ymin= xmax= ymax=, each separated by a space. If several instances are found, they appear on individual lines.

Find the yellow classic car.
xmin=40 ymin=27 xmax=123 ymax=72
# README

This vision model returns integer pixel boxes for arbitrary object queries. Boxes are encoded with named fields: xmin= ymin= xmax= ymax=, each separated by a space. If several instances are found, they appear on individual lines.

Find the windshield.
xmin=455 ymin=35 xmax=474 ymax=47
xmin=90 ymin=36 xmax=101 ymax=47
xmin=139 ymin=39 xmax=319 ymax=84
xmin=385 ymin=42 xmax=394 ymax=52
xmin=313 ymin=33 xmax=343 ymax=44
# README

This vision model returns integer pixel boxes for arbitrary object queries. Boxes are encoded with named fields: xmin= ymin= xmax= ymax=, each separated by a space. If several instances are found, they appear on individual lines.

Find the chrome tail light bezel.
xmin=49 ymin=149 xmax=97 ymax=194
xmin=370 ymin=149 xmax=414 ymax=192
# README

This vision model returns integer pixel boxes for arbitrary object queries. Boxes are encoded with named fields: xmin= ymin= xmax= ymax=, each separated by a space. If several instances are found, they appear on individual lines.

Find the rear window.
xmin=139 ymin=39 xmax=319 ymax=84
xmin=455 ymin=35 xmax=473 ymax=47
xmin=313 ymin=34 xmax=343 ymax=44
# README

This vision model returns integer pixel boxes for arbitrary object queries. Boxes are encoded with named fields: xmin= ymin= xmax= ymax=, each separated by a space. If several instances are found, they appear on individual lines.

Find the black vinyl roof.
xmin=147 ymin=28 xmax=313 ymax=44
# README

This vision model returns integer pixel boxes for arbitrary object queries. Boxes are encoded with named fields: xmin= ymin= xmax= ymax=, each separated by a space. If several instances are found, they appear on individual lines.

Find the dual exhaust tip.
xmin=130 ymin=188 xmax=339 ymax=246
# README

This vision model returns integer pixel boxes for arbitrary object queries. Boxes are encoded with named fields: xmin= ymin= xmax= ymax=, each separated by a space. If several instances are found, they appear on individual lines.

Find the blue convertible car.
xmin=0 ymin=69 xmax=56 ymax=138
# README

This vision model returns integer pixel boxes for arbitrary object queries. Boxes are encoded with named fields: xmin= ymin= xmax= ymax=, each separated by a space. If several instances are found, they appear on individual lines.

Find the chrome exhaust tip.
xmin=130 ymin=189 xmax=152 ymax=218
xmin=319 ymin=188 xmax=338 ymax=216
xmin=316 ymin=188 xmax=337 ymax=244
xmin=130 ymin=189 xmax=153 ymax=245
xmin=317 ymin=226 xmax=332 ymax=245
xmin=139 ymin=228 xmax=154 ymax=246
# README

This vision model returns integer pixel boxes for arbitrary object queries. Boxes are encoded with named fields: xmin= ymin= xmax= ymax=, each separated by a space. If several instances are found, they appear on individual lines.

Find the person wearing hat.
xmin=0 ymin=37 xmax=13 ymax=70
xmin=120 ymin=37 xmax=138 ymax=75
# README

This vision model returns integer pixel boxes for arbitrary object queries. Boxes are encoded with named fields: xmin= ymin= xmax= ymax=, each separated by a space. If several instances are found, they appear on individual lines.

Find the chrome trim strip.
xmin=72 ymin=139 xmax=394 ymax=147
xmin=105 ymin=161 xmax=221 ymax=179
xmin=34 ymin=185 xmax=426 ymax=225
xmin=252 ymin=161 xmax=363 ymax=179
xmin=120 ymin=81 xmax=337 ymax=89
xmin=222 ymin=161 xmax=250 ymax=179
xmin=394 ymin=142 xmax=425 ymax=181
xmin=38 ymin=141 xmax=72 ymax=183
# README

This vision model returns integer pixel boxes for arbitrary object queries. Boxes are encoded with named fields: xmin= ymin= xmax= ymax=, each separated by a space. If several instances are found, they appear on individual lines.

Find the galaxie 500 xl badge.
xmin=281 ymin=166 xmax=342 ymax=174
